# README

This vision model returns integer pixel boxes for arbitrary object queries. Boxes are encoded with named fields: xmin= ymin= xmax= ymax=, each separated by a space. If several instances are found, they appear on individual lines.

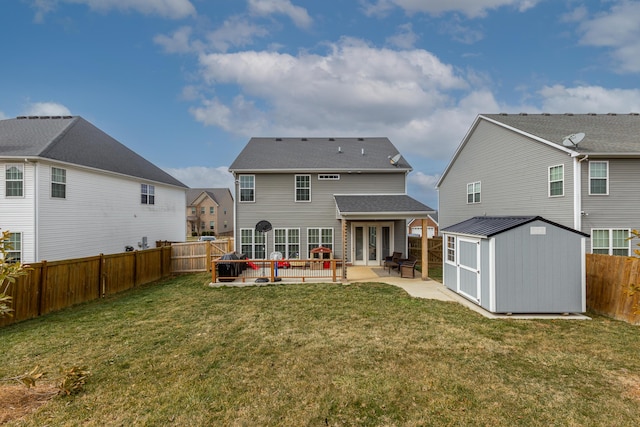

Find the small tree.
xmin=0 ymin=230 xmax=30 ymax=318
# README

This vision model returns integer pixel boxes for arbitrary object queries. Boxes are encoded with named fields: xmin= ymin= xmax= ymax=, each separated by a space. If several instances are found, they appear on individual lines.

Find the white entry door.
xmin=353 ymin=223 xmax=392 ymax=266
xmin=457 ymin=237 xmax=481 ymax=304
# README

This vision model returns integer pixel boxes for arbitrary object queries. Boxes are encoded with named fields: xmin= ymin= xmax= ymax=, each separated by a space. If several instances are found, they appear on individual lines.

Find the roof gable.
xmin=229 ymin=137 xmax=411 ymax=172
xmin=441 ymin=216 xmax=589 ymax=238
xmin=0 ymin=116 xmax=186 ymax=188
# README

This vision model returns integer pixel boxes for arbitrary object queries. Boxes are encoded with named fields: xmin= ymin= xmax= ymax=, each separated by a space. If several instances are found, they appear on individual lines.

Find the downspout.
xmin=32 ymin=160 xmax=39 ymax=262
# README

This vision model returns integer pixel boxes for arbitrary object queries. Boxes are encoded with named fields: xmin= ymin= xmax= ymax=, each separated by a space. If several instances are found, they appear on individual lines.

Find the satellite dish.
xmin=389 ymin=153 xmax=402 ymax=166
xmin=255 ymin=220 xmax=272 ymax=233
xmin=562 ymin=132 xmax=585 ymax=147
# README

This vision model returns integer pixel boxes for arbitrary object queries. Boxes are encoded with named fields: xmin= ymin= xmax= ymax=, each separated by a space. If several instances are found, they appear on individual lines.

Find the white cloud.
xmin=206 ymin=16 xmax=269 ymax=52
xmin=31 ymin=0 xmax=196 ymax=21
xmin=154 ymin=26 xmax=201 ymax=54
xmin=164 ymin=166 xmax=234 ymax=190
xmin=386 ymin=23 xmax=418 ymax=49
xmin=248 ymin=0 xmax=312 ymax=29
xmin=538 ymin=85 xmax=640 ymax=113
xmin=22 ymin=102 xmax=72 ymax=116
xmin=362 ymin=0 xmax=539 ymax=19
xmin=577 ymin=1 xmax=640 ymax=73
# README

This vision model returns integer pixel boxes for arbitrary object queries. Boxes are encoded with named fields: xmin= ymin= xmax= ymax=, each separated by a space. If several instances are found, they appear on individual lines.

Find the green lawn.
xmin=1 ymin=273 xmax=639 ymax=426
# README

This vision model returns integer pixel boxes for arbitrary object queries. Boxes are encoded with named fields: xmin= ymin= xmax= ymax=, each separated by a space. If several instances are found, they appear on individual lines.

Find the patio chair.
xmin=399 ymin=258 xmax=418 ymax=278
xmin=384 ymin=251 xmax=402 ymax=273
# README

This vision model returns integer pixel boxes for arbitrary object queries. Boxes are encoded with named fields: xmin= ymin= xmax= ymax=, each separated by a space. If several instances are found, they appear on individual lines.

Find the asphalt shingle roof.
xmin=334 ymin=194 xmax=434 ymax=215
xmin=229 ymin=137 xmax=412 ymax=172
xmin=187 ymin=188 xmax=231 ymax=205
xmin=0 ymin=116 xmax=187 ymax=188
xmin=483 ymin=113 xmax=640 ymax=154
xmin=441 ymin=216 xmax=589 ymax=237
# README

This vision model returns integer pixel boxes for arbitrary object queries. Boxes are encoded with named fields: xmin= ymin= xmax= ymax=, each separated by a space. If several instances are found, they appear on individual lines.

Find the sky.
xmin=2 ymin=0 xmax=640 ymax=209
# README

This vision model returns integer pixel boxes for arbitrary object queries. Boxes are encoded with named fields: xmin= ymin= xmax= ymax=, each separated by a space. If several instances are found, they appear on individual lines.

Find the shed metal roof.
xmin=229 ymin=137 xmax=411 ymax=172
xmin=441 ymin=216 xmax=589 ymax=238
xmin=0 ymin=116 xmax=187 ymax=188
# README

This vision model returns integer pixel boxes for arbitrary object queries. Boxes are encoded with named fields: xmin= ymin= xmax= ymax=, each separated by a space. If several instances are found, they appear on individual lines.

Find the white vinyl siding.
xmin=467 ymin=181 xmax=480 ymax=204
xmin=591 ymin=229 xmax=629 ymax=256
xmin=589 ymin=161 xmax=608 ymax=195
xmin=51 ymin=167 xmax=66 ymax=199
xmin=5 ymin=164 xmax=24 ymax=197
xmin=549 ymin=165 xmax=563 ymax=197
xmin=295 ymin=175 xmax=311 ymax=202
xmin=239 ymin=175 xmax=255 ymax=202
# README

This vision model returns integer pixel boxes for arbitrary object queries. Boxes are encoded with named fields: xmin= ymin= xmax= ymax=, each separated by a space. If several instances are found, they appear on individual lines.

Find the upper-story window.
xmin=548 ymin=165 xmax=564 ymax=197
xmin=200 ymin=207 xmax=205 ymax=215
xmin=5 ymin=164 xmax=24 ymax=197
xmin=141 ymin=184 xmax=155 ymax=205
xmin=239 ymin=175 xmax=255 ymax=202
xmin=51 ymin=167 xmax=66 ymax=199
xmin=295 ymin=175 xmax=311 ymax=202
xmin=210 ymin=207 xmax=214 ymax=214
xmin=191 ymin=207 xmax=196 ymax=214
xmin=466 ymin=181 xmax=480 ymax=204
xmin=589 ymin=161 xmax=608 ymax=195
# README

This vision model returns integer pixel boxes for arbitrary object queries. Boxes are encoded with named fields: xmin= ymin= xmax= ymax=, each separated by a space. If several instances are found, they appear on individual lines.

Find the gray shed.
xmin=441 ymin=216 xmax=588 ymax=314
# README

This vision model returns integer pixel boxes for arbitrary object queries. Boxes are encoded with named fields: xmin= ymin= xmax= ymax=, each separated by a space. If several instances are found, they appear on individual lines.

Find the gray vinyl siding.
xmin=580 ymin=158 xmax=640 ymax=251
xmin=236 ymin=172 xmax=407 ymax=258
xmin=493 ymin=220 xmax=584 ymax=313
xmin=439 ymin=119 xmax=575 ymax=229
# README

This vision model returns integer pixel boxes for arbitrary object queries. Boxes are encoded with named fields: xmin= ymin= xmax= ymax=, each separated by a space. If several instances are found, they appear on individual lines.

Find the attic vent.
xmin=564 ymin=113 xmax=573 ymax=116
xmin=630 ymin=113 xmax=639 ymax=116
xmin=358 ymin=138 xmax=364 ymax=141
xmin=519 ymin=113 xmax=528 ymax=116
xmin=588 ymin=113 xmax=596 ymax=115
xmin=329 ymin=138 xmax=335 ymax=141
xmin=607 ymin=113 xmax=617 ymax=116
xmin=542 ymin=113 xmax=550 ymax=116
xmin=338 ymin=146 xmax=342 ymax=153
xmin=499 ymin=113 xmax=508 ymax=116
xmin=275 ymin=138 xmax=282 ymax=141
xmin=17 ymin=116 xmax=27 ymax=119
xmin=361 ymin=148 xmax=365 ymax=155
xmin=301 ymin=138 xmax=307 ymax=141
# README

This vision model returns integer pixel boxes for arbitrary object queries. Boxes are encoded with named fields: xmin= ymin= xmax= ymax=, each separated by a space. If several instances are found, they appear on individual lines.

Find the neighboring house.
xmin=228 ymin=137 xmax=434 ymax=267
xmin=408 ymin=213 xmax=438 ymax=237
xmin=186 ymin=188 xmax=234 ymax=237
xmin=0 ymin=116 xmax=188 ymax=263
xmin=436 ymin=113 xmax=640 ymax=255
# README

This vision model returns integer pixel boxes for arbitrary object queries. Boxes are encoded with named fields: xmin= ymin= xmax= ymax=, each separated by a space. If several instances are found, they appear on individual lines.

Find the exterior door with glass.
xmin=353 ymin=223 xmax=392 ymax=266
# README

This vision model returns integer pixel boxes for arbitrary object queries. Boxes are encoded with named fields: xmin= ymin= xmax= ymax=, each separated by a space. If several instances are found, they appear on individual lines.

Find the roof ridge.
xmin=38 ymin=116 xmax=80 ymax=157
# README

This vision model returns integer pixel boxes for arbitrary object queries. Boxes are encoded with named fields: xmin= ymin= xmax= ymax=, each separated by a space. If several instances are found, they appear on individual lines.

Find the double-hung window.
xmin=6 ymin=164 xmax=24 ymax=197
xmin=274 ymin=228 xmax=300 ymax=258
xmin=592 ymin=229 xmax=629 ymax=256
xmin=308 ymin=228 xmax=333 ymax=256
xmin=210 ymin=207 xmax=215 ymax=214
xmin=141 ymin=184 xmax=155 ymax=205
xmin=295 ymin=175 xmax=311 ymax=202
xmin=589 ymin=161 xmax=608 ymax=195
xmin=549 ymin=165 xmax=564 ymax=197
xmin=51 ymin=167 xmax=66 ymax=199
xmin=209 ymin=221 xmax=215 ymax=230
xmin=466 ymin=181 xmax=480 ymax=204
xmin=5 ymin=232 xmax=22 ymax=263
xmin=240 ymin=228 xmax=265 ymax=259
xmin=239 ymin=175 xmax=255 ymax=202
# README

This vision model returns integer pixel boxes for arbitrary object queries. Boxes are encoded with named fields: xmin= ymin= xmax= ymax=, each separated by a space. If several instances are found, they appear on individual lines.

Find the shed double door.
xmin=456 ymin=237 xmax=481 ymax=304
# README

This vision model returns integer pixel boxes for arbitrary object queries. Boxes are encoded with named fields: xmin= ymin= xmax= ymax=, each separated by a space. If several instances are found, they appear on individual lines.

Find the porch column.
xmin=421 ymin=218 xmax=428 ymax=280
xmin=342 ymin=219 xmax=348 ymax=280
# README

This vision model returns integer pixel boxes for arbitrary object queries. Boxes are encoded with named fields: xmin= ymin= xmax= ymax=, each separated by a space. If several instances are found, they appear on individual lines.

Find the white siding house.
xmin=0 ymin=116 xmax=187 ymax=262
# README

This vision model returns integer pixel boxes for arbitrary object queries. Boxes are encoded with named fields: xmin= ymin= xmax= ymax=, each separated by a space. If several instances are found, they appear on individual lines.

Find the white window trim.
xmin=51 ymin=166 xmax=66 ymax=199
xmin=5 ymin=163 xmax=24 ymax=198
xmin=240 ymin=228 xmax=265 ymax=258
xmin=591 ymin=228 xmax=630 ymax=256
xmin=239 ymin=174 xmax=255 ymax=203
xmin=295 ymin=174 xmax=311 ymax=202
xmin=445 ymin=235 xmax=456 ymax=266
xmin=6 ymin=232 xmax=22 ymax=263
xmin=307 ymin=227 xmax=334 ymax=257
xmin=274 ymin=228 xmax=301 ymax=259
xmin=141 ymin=183 xmax=155 ymax=205
xmin=466 ymin=181 xmax=481 ymax=204
xmin=589 ymin=160 xmax=609 ymax=196
xmin=548 ymin=164 xmax=564 ymax=197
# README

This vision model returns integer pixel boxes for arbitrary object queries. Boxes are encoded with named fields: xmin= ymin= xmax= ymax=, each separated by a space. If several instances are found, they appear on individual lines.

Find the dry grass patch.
xmin=1 ymin=273 xmax=640 ymax=426
xmin=0 ymin=383 xmax=57 ymax=424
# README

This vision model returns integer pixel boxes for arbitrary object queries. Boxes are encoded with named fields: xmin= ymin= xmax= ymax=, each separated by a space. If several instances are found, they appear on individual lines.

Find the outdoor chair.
xmin=399 ymin=258 xmax=418 ymax=278
xmin=384 ymin=251 xmax=402 ymax=273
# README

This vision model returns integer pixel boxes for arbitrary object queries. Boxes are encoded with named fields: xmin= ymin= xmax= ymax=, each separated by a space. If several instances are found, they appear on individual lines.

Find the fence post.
xmin=421 ymin=218 xmax=428 ymax=280
xmin=98 ymin=254 xmax=104 ymax=298
xmin=38 ymin=260 xmax=47 ymax=316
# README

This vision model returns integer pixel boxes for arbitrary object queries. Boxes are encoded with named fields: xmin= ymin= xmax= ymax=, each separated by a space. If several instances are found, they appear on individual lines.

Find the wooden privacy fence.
xmin=0 ymin=246 xmax=172 ymax=328
xmin=408 ymin=236 xmax=442 ymax=265
xmin=170 ymin=239 xmax=233 ymax=273
xmin=586 ymin=253 xmax=640 ymax=325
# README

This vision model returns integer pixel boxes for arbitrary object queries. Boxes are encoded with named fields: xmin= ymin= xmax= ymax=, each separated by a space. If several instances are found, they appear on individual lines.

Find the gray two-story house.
xmin=437 ymin=113 xmax=640 ymax=255
xmin=229 ymin=137 xmax=434 ymax=269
